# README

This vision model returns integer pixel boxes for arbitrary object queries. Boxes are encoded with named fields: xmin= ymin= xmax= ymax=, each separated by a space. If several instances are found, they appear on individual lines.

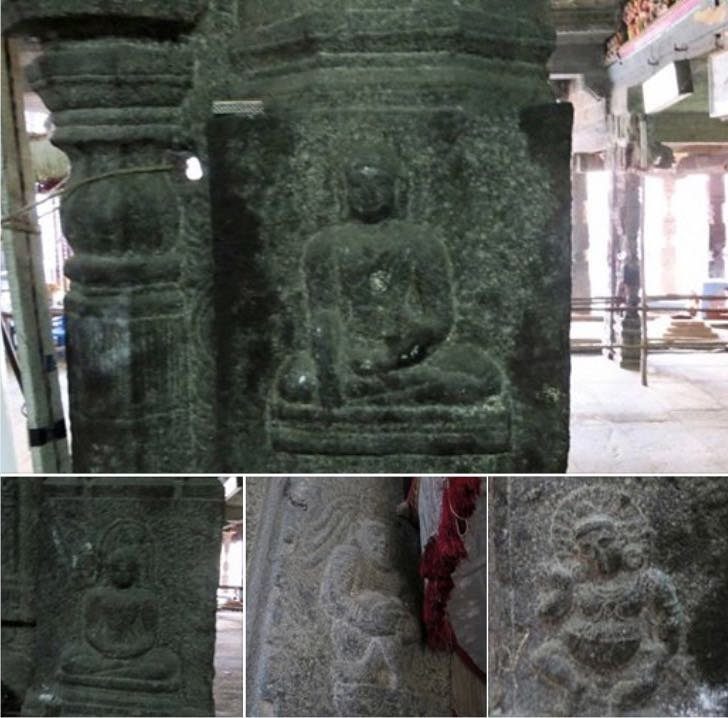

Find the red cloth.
xmin=419 ymin=477 xmax=481 ymax=651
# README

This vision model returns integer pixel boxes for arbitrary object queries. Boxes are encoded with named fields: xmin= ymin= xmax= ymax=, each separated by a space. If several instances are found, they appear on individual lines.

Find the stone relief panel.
xmin=489 ymin=477 xmax=727 ymax=718
xmin=268 ymin=144 xmax=510 ymax=457
xmin=320 ymin=519 xmax=421 ymax=715
xmin=210 ymin=101 xmax=571 ymax=473
xmin=532 ymin=486 xmax=681 ymax=716
xmin=246 ymin=477 xmax=450 ymax=717
xmin=58 ymin=520 xmax=181 ymax=695
xmin=19 ymin=478 xmax=222 ymax=717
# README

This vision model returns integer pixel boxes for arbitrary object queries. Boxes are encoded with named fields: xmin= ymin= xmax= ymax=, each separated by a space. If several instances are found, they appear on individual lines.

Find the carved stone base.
xmin=268 ymin=398 xmax=510 ymax=455
xmin=55 ymin=683 xmax=183 ymax=717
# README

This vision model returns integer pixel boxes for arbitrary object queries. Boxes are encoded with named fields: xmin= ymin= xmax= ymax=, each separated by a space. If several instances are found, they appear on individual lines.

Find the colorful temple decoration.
xmin=606 ymin=0 xmax=681 ymax=63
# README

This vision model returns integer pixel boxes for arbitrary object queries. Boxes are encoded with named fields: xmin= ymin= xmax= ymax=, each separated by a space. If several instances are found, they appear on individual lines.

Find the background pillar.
xmin=708 ymin=173 xmax=726 ymax=279
xmin=571 ymin=158 xmax=591 ymax=303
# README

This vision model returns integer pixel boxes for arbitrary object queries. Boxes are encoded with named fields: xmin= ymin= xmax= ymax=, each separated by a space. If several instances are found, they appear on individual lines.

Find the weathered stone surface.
xmin=210 ymin=0 xmax=572 ymax=473
xmin=246 ymin=476 xmax=450 ymax=717
xmin=1 ymin=478 xmax=42 ymax=716
xmin=3 ymin=0 xmax=572 ymax=473
xmin=4 ymin=477 xmax=224 ymax=717
xmin=489 ymin=476 xmax=728 ymax=717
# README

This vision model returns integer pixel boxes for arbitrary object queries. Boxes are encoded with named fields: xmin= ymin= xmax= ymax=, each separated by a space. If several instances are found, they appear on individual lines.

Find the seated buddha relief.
xmin=270 ymin=144 xmax=509 ymax=454
xmin=58 ymin=520 xmax=180 ymax=694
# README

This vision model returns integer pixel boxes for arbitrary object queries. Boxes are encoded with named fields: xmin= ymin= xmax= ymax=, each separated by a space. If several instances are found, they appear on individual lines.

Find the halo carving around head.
xmin=550 ymin=485 xmax=651 ymax=565
xmin=99 ymin=519 xmax=155 ymax=585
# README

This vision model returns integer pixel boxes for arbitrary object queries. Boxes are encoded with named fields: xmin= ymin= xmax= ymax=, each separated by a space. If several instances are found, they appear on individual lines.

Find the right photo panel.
xmin=488 ymin=475 xmax=728 ymax=717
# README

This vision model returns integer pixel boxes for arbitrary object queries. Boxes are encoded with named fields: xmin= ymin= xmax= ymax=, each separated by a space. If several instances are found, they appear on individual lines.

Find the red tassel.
xmin=420 ymin=477 xmax=481 ymax=651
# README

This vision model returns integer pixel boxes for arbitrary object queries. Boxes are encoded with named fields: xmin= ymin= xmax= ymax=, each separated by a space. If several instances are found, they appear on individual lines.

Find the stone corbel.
xmin=3 ymin=1 xmax=207 ymax=471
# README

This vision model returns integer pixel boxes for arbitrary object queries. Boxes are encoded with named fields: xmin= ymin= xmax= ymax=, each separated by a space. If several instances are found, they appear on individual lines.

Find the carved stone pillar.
xmin=488 ymin=476 xmax=728 ymax=717
xmin=3 ymin=2 xmax=205 ymax=472
xmin=18 ymin=477 xmax=223 ymax=717
xmin=571 ymin=160 xmax=591 ymax=303
xmin=211 ymin=0 xmax=572 ymax=473
xmin=246 ymin=476 xmax=450 ymax=716
xmin=708 ymin=173 xmax=726 ymax=279
xmin=661 ymin=173 xmax=678 ymax=295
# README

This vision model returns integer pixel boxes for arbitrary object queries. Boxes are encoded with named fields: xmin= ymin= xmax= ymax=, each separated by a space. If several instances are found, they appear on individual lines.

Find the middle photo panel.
xmin=245 ymin=476 xmax=485 ymax=717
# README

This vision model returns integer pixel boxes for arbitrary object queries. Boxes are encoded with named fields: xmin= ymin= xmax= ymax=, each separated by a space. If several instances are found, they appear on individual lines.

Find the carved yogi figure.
xmin=320 ymin=519 xmax=419 ymax=712
xmin=532 ymin=488 xmax=682 ymax=716
xmin=277 ymin=145 xmax=504 ymax=407
xmin=59 ymin=535 xmax=180 ymax=692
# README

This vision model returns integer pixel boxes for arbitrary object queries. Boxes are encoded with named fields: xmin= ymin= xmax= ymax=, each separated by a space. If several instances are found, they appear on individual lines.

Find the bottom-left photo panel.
xmin=0 ymin=476 xmax=243 ymax=718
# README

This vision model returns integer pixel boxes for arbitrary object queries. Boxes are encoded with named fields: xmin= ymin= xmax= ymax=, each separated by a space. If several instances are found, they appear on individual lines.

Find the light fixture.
xmin=185 ymin=156 xmax=204 ymax=181
xmin=642 ymin=60 xmax=693 ymax=114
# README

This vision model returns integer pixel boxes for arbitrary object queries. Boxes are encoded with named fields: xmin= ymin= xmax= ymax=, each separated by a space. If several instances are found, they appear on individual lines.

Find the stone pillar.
xmin=1 ymin=478 xmax=41 ymax=715
xmin=3 ymin=2 xmax=206 ymax=472
xmin=618 ymin=170 xmax=643 ymax=370
xmin=211 ymin=0 xmax=572 ymax=473
xmin=18 ymin=477 xmax=223 ymax=717
xmin=246 ymin=476 xmax=450 ymax=716
xmin=488 ymin=475 xmax=728 ymax=717
xmin=708 ymin=173 xmax=726 ymax=279
xmin=571 ymin=158 xmax=591 ymax=303
xmin=661 ymin=173 xmax=678 ymax=295
xmin=606 ymin=104 xmax=644 ymax=370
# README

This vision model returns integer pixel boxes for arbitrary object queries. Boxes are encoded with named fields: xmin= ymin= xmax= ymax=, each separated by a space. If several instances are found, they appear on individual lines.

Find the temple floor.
xmin=214 ymin=610 xmax=243 ymax=717
xmin=569 ymin=352 xmax=728 ymax=474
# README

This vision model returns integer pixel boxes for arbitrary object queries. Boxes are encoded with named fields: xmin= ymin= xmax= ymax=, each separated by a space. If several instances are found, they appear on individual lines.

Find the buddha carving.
xmin=59 ymin=522 xmax=180 ymax=693
xmin=276 ymin=145 xmax=504 ymax=409
xmin=532 ymin=488 xmax=682 ymax=716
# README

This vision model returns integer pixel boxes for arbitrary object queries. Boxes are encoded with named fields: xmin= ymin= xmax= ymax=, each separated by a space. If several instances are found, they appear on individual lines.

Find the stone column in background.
xmin=20 ymin=477 xmax=223 ymax=717
xmin=661 ymin=173 xmax=678 ymax=295
xmin=489 ymin=475 xmax=728 ymax=717
xmin=211 ymin=0 xmax=572 ymax=473
xmin=246 ymin=477 xmax=450 ymax=717
xmin=606 ymin=104 xmax=643 ymax=371
xmin=2 ymin=1 xmax=207 ymax=472
xmin=708 ymin=172 xmax=726 ymax=279
xmin=571 ymin=158 xmax=591 ymax=304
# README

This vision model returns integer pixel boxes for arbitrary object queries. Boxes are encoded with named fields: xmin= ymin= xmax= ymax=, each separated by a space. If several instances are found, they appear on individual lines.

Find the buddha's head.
xmin=345 ymin=146 xmax=399 ymax=224
xmin=107 ymin=547 xmax=140 ymax=589
xmin=574 ymin=513 xmax=622 ymax=577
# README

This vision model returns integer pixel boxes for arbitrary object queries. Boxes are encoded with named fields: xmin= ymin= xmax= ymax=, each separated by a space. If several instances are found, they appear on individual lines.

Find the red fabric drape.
xmin=419 ymin=477 xmax=481 ymax=651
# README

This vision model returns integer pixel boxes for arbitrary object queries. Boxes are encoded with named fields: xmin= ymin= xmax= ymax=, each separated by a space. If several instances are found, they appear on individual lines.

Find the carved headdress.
xmin=550 ymin=485 xmax=651 ymax=570
xmin=99 ymin=519 xmax=154 ymax=585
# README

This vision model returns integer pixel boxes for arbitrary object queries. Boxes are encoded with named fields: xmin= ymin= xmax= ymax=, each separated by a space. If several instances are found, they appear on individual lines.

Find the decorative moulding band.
xmin=27 ymin=41 xmax=193 ymax=113
xmin=2 ymin=0 xmax=207 ymax=37
xmin=234 ymin=8 xmax=555 ymax=65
